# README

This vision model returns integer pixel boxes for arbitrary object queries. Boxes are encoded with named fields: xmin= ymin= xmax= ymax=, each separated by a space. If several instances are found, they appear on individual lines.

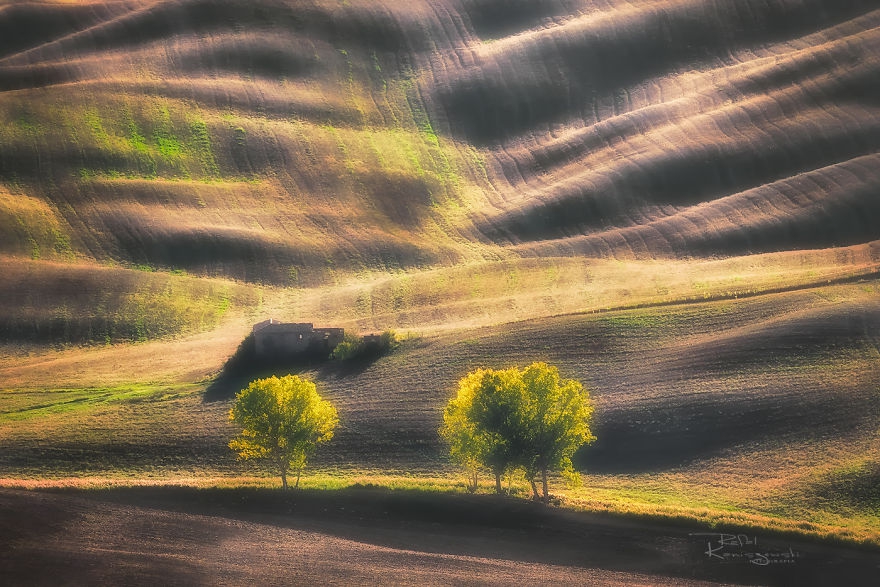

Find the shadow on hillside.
xmin=203 ymin=334 xmax=385 ymax=402
xmin=578 ymin=392 xmax=868 ymax=474
xmin=205 ymin=334 xmax=317 ymax=402
xmin=807 ymin=462 xmax=880 ymax=512
xmin=44 ymin=485 xmax=880 ymax=587
xmin=442 ymin=0 xmax=873 ymax=145
xmin=36 ymin=485 xmax=710 ymax=576
xmin=75 ymin=485 xmax=554 ymax=532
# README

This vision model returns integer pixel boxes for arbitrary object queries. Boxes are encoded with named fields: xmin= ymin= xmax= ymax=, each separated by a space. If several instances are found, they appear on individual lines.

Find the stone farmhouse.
xmin=252 ymin=319 xmax=344 ymax=359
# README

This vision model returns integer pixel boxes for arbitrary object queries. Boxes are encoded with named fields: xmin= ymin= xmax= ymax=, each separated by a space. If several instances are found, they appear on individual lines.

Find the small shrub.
xmin=331 ymin=330 xmax=398 ymax=361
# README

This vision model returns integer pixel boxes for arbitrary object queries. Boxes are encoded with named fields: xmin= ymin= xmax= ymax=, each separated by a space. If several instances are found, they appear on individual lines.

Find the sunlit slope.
xmin=2 ymin=279 xmax=878 ymax=539
xmin=3 ymin=279 xmax=877 ymax=474
xmin=2 ymin=242 xmax=876 ymax=385
xmin=0 ymin=0 xmax=493 ymax=289
xmin=1 ymin=0 xmax=877 ymax=277
xmin=0 ymin=0 xmax=878 ymax=348
xmin=424 ymin=0 xmax=880 ymax=255
xmin=1 ymin=0 xmax=878 ymax=548
xmin=0 ymin=257 xmax=256 ymax=345
xmin=315 ymin=280 xmax=880 ymax=475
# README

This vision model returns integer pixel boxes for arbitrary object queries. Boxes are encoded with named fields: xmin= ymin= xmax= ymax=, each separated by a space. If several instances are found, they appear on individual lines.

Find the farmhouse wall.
xmin=252 ymin=319 xmax=344 ymax=358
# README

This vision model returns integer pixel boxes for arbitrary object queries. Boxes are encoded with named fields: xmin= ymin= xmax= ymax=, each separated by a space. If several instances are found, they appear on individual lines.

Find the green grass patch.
xmin=806 ymin=461 xmax=880 ymax=513
xmin=0 ymin=384 xmax=196 ymax=422
xmin=0 ymin=93 xmax=227 ymax=182
xmin=4 ymin=472 xmax=877 ymax=548
xmin=599 ymin=312 xmax=675 ymax=330
xmin=0 ymin=192 xmax=74 ymax=260
xmin=189 ymin=119 xmax=219 ymax=178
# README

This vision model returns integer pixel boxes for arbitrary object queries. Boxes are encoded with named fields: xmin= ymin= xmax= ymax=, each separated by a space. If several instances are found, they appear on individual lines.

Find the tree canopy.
xmin=441 ymin=362 xmax=595 ymax=500
xmin=229 ymin=374 xmax=338 ymax=490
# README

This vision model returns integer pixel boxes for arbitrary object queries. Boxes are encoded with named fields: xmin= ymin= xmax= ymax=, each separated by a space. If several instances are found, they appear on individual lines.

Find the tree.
xmin=229 ymin=374 xmax=338 ymax=490
xmin=440 ymin=363 xmax=595 ymax=501
xmin=519 ymin=363 xmax=595 ymax=501
xmin=441 ymin=368 xmax=526 ymax=493
xmin=440 ymin=393 xmax=483 ymax=493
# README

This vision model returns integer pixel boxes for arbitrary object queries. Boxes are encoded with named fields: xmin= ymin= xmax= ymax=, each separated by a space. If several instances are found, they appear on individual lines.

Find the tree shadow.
xmin=204 ymin=334 xmax=392 ymax=402
xmin=316 ymin=345 xmax=392 ymax=379
xmin=204 ymin=334 xmax=328 ymax=402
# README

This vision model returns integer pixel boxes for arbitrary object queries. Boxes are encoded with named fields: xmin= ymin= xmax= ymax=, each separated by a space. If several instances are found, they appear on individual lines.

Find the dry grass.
xmin=0 ymin=189 xmax=72 ymax=260
xmin=282 ymin=242 xmax=880 ymax=333
xmin=3 ymin=244 xmax=876 ymax=388
xmin=0 ymin=256 xmax=258 ymax=346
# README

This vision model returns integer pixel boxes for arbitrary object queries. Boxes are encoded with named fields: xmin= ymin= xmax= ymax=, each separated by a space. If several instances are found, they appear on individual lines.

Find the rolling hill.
xmin=1 ymin=0 xmax=879 ymax=582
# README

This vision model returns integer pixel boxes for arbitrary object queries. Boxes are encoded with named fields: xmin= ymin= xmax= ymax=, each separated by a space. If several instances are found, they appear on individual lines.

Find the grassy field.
xmin=3 ymin=277 xmax=878 ymax=550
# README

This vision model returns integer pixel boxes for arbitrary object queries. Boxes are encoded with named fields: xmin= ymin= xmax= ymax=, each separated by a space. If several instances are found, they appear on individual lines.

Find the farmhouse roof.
xmin=252 ymin=319 xmax=314 ymax=333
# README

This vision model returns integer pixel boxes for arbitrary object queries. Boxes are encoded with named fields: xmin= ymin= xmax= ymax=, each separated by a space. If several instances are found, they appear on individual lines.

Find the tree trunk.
xmin=541 ymin=468 xmax=549 ymax=502
xmin=530 ymin=478 xmax=539 ymax=500
xmin=294 ymin=466 xmax=303 ymax=490
xmin=281 ymin=469 xmax=288 ymax=491
xmin=494 ymin=471 xmax=503 ymax=494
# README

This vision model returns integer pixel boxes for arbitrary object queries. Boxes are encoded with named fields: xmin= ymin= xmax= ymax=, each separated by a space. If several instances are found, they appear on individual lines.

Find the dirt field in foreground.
xmin=1 ymin=488 xmax=878 ymax=586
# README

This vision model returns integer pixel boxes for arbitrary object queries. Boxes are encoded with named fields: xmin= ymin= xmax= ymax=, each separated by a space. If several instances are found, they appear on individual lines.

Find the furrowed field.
xmin=1 ymin=0 xmax=879 ymax=585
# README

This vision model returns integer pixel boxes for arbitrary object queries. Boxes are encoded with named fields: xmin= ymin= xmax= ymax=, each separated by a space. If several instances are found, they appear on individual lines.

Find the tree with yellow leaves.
xmin=441 ymin=363 xmax=595 ymax=501
xmin=229 ymin=375 xmax=338 ymax=490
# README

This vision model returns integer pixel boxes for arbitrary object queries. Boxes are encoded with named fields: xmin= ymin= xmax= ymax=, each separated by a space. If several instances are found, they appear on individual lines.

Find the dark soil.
xmin=1 ymin=487 xmax=878 ymax=586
